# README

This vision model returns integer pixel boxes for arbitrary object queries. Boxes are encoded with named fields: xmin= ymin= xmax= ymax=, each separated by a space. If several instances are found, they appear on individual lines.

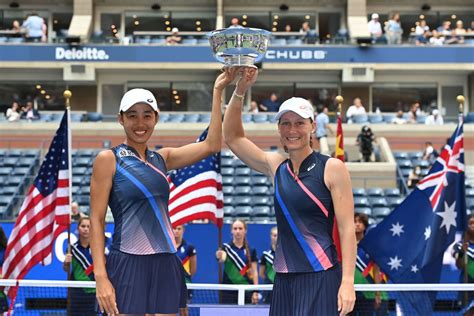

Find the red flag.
xmin=333 ymin=114 xmax=345 ymax=261
xmin=2 ymin=111 xmax=70 ymax=298
xmin=168 ymin=128 xmax=223 ymax=228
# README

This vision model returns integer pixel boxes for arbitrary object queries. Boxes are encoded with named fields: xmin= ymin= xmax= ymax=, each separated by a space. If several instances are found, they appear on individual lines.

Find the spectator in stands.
xmin=174 ymin=224 xmax=196 ymax=309
xmin=90 ymin=67 xmax=235 ymax=314
xmin=425 ymin=109 xmax=444 ymax=125
xmin=445 ymin=29 xmax=464 ymax=45
xmin=357 ymin=125 xmax=376 ymax=162
xmin=407 ymin=102 xmax=420 ymax=123
xmin=166 ymin=27 xmax=182 ymax=45
xmin=315 ymin=105 xmax=333 ymax=155
xmin=223 ymin=68 xmax=356 ymax=315
xmin=407 ymin=165 xmax=422 ymax=188
xmin=284 ymin=24 xmax=292 ymax=32
xmin=249 ymin=100 xmax=259 ymax=113
xmin=300 ymin=21 xmax=318 ymax=44
xmin=437 ymin=21 xmax=451 ymax=36
xmin=22 ymin=12 xmax=45 ymax=42
xmin=6 ymin=101 xmax=21 ymax=122
xmin=216 ymin=219 xmax=259 ymax=304
xmin=346 ymin=97 xmax=367 ymax=123
xmin=393 ymin=110 xmax=407 ymax=124
xmin=468 ymin=21 xmax=474 ymax=32
xmin=455 ymin=20 xmax=467 ymax=35
xmin=20 ymin=101 xmax=40 ymax=121
xmin=368 ymin=13 xmax=385 ymax=44
xmin=260 ymin=226 xmax=277 ymax=304
xmin=10 ymin=20 xmax=22 ymax=37
xmin=385 ymin=13 xmax=403 ymax=45
xmin=0 ymin=226 xmax=9 ymax=312
xmin=415 ymin=20 xmax=430 ymax=36
xmin=452 ymin=214 xmax=474 ymax=306
xmin=422 ymin=141 xmax=438 ymax=161
xmin=229 ymin=17 xmax=241 ymax=28
xmin=63 ymin=217 xmax=97 ymax=316
xmin=415 ymin=30 xmax=430 ymax=45
xmin=260 ymin=92 xmax=281 ymax=112
xmin=71 ymin=201 xmax=87 ymax=221
xmin=429 ymin=29 xmax=445 ymax=46
xmin=353 ymin=213 xmax=389 ymax=316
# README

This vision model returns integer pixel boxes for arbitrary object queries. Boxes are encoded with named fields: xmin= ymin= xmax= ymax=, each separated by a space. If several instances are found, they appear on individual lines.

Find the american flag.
xmin=2 ymin=111 xmax=71 ymax=285
xmin=360 ymin=117 xmax=465 ymax=314
xmin=168 ymin=128 xmax=223 ymax=228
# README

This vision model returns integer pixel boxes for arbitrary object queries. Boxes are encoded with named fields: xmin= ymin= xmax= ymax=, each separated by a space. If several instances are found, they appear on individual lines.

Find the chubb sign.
xmin=55 ymin=47 xmax=110 ymax=60
xmin=265 ymin=49 xmax=327 ymax=60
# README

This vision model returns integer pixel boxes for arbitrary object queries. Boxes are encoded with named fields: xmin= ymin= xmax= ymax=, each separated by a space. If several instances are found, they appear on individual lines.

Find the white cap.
xmin=274 ymin=97 xmax=314 ymax=121
xmin=119 ymin=88 xmax=158 ymax=113
xmin=171 ymin=27 xmax=179 ymax=33
xmin=432 ymin=109 xmax=439 ymax=115
xmin=371 ymin=13 xmax=379 ymax=19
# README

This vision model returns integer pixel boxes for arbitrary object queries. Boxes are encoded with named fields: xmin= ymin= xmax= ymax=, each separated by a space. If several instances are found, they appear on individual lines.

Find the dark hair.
xmin=463 ymin=214 xmax=474 ymax=243
xmin=354 ymin=212 xmax=369 ymax=229
xmin=78 ymin=216 xmax=90 ymax=226
xmin=0 ymin=226 xmax=7 ymax=250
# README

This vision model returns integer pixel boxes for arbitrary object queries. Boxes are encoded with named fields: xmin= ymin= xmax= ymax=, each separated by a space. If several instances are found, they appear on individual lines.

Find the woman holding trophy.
xmin=223 ymin=66 xmax=356 ymax=315
xmin=90 ymin=67 xmax=246 ymax=315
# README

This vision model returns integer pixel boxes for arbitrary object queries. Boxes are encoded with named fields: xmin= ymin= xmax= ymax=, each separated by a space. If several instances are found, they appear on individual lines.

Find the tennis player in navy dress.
xmin=90 ymin=68 xmax=250 ymax=315
xmin=223 ymin=68 xmax=356 ymax=315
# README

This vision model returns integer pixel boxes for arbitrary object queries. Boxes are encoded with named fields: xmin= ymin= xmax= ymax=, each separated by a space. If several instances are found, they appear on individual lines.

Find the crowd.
xmin=5 ymin=100 xmax=41 ymax=122
xmin=5 ymin=12 xmax=47 ymax=42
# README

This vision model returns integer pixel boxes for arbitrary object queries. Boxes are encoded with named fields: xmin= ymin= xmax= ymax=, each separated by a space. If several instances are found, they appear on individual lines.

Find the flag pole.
xmin=457 ymin=94 xmax=468 ymax=305
xmin=64 ymin=89 xmax=73 ymax=315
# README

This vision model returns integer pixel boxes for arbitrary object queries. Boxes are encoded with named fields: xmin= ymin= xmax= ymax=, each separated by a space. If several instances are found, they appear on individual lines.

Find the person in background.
xmin=63 ymin=217 xmax=97 ymax=316
xmin=407 ymin=165 xmax=422 ymax=189
xmin=22 ymin=12 xmax=45 ymax=42
xmin=368 ymin=13 xmax=385 ymax=44
xmin=346 ymin=97 xmax=367 ymax=123
xmin=385 ymin=13 xmax=403 ymax=44
xmin=351 ymin=213 xmax=388 ymax=316
xmin=315 ymin=105 xmax=333 ymax=155
xmin=300 ymin=21 xmax=318 ymax=44
xmin=425 ymin=109 xmax=444 ymax=125
xmin=357 ymin=125 xmax=376 ymax=162
xmin=174 ymin=224 xmax=196 ymax=316
xmin=6 ymin=101 xmax=21 ymax=122
xmin=284 ymin=24 xmax=292 ymax=32
xmin=259 ymin=226 xmax=278 ymax=304
xmin=216 ymin=219 xmax=259 ymax=305
xmin=407 ymin=102 xmax=420 ymax=123
xmin=71 ymin=201 xmax=87 ymax=221
xmin=166 ymin=27 xmax=182 ymax=45
xmin=20 ymin=101 xmax=40 ymax=121
xmin=422 ymin=141 xmax=438 ymax=161
xmin=249 ymin=100 xmax=259 ymax=113
xmin=392 ymin=110 xmax=406 ymax=124
xmin=229 ymin=17 xmax=241 ymax=28
xmin=260 ymin=92 xmax=281 ymax=112
xmin=452 ymin=214 xmax=474 ymax=309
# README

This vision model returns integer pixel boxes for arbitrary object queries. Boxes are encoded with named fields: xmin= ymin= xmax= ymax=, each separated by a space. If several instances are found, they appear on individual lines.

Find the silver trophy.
xmin=208 ymin=27 xmax=271 ymax=68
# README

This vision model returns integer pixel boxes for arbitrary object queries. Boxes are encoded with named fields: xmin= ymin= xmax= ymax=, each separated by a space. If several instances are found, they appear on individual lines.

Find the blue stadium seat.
xmin=252 ymin=196 xmax=271 ymax=206
xmin=0 ymin=196 xmax=12 ymax=206
xmin=387 ymin=197 xmax=404 ymax=208
xmin=184 ymin=114 xmax=200 ymax=122
xmin=0 ymin=167 xmax=13 ymax=176
xmin=467 ymin=198 xmax=474 ymax=209
xmin=394 ymin=152 xmax=409 ymax=160
xmin=368 ymin=114 xmax=383 ymax=124
xmin=221 ymin=158 xmax=234 ymax=168
xmin=382 ymin=114 xmax=396 ymax=123
xmin=287 ymin=39 xmax=303 ymax=45
xmin=223 ymin=206 xmax=235 ymax=217
xmin=0 ymin=37 xmax=7 ymax=43
xmin=223 ymin=196 xmax=233 ymax=205
xmin=352 ymin=114 xmax=369 ymax=124
xmin=397 ymin=159 xmax=413 ymax=169
xmin=73 ymin=167 xmax=88 ymax=176
xmin=252 ymin=114 xmax=268 ymax=123
xmin=251 ymin=176 xmax=270 ymax=186
xmin=222 ymin=186 xmax=233 ymax=196
xmin=221 ymin=150 xmax=234 ymax=158
xmin=271 ymin=38 xmax=287 ymax=45
xmin=367 ymin=188 xmax=384 ymax=197
xmin=465 ymin=112 xmax=474 ymax=124
xmin=234 ymin=176 xmax=251 ymax=186
xmin=73 ymin=157 xmax=91 ymax=167
xmin=253 ymin=186 xmax=269 ymax=196
xmin=466 ymin=188 xmax=474 ymax=197
xmin=355 ymin=207 xmax=372 ymax=216
xmin=8 ymin=149 xmax=24 ymax=157
xmin=233 ymin=196 xmax=252 ymax=207
xmin=352 ymin=188 xmax=367 ymax=197
xmin=235 ymin=168 xmax=251 ymax=176
xmin=234 ymin=186 xmax=251 ymax=196
xmin=221 ymin=167 xmax=234 ymax=176
xmin=158 ymin=112 xmax=170 ymax=122
xmin=22 ymin=149 xmax=40 ymax=158
xmin=0 ymin=206 xmax=9 ymax=218
xmin=182 ymin=38 xmax=198 ymax=45
xmin=199 ymin=113 xmax=211 ymax=123
xmin=150 ymin=38 xmax=166 ymax=45
xmin=71 ymin=113 xmax=84 ymax=122
xmin=76 ymin=195 xmax=90 ymax=206
xmin=409 ymin=152 xmax=423 ymax=160
xmin=416 ymin=114 xmax=427 ymax=124
xmin=135 ymin=37 xmax=151 ymax=44
xmin=384 ymin=188 xmax=401 ymax=197
xmin=13 ymin=167 xmax=30 ymax=176
xmin=168 ymin=114 xmax=184 ymax=123
xmin=72 ymin=176 xmax=83 ymax=186
xmin=232 ymin=159 xmax=247 ymax=168
xmin=242 ymin=114 xmax=252 ymax=123
xmin=3 ymin=158 xmax=18 ymax=167
xmin=19 ymin=157 xmax=37 ymax=168
xmin=401 ymin=169 xmax=411 ymax=177
xmin=87 ymin=112 xmax=103 ymax=122
xmin=372 ymin=207 xmax=391 ymax=218
xmin=3 ymin=186 xmax=18 ymax=196
xmin=197 ymin=38 xmax=209 ymax=45
xmin=72 ymin=186 xmax=81 ymax=195
xmin=354 ymin=197 xmax=370 ymax=207
xmin=234 ymin=206 xmax=252 ymax=220
xmin=370 ymin=197 xmax=388 ymax=207
xmin=252 ymin=206 xmax=271 ymax=217
xmin=222 ymin=177 xmax=233 ymax=186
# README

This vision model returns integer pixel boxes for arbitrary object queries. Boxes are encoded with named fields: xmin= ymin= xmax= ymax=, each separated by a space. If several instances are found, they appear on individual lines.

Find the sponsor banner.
xmin=0 ymin=45 xmax=472 ymax=63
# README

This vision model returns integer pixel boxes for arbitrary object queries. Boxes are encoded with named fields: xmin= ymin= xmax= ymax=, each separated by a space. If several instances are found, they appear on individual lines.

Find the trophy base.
xmin=223 ymin=55 xmax=258 ymax=68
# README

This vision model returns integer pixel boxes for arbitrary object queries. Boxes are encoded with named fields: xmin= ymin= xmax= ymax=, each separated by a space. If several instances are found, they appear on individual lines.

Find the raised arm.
xmin=324 ymin=158 xmax=356 ymax=315
xmin=158 ymin=68 xmax=239 ymax=170
xmin=90 ymin=150 xmax=119 ymax=315
xmin=223 ymin=68 xmax=284 ymax=178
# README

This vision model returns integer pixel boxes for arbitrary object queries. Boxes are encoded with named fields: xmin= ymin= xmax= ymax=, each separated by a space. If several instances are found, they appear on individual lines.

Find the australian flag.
xmin=360 ymin=119 xmax=466 ymax=315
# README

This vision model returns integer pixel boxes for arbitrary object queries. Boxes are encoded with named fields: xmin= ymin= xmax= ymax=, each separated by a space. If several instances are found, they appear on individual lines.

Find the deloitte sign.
xmin=55 ymin=47 xmax=110 ymax=61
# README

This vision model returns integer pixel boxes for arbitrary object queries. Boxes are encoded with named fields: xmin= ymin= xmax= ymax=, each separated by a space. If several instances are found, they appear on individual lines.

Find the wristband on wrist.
xmin=233 ymin=91 xmax=245 ymax=100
